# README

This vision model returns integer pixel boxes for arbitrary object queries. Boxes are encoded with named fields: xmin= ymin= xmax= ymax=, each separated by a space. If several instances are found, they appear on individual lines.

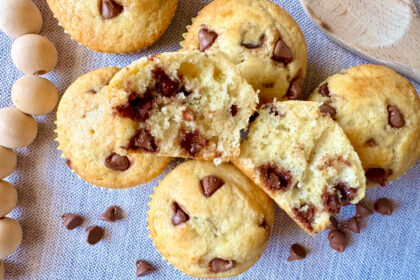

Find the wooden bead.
xmin=0 ymin=146 xmax=16 ymax=179
xmin=12 ymin=75 xmax=58 ymax=115
xmin=0 ymin=181 xmax=17 ymax=217
xmin=0 ymin=0 xmax=42 ymax=38
xmin=0 ymin=108 xmax=38 ymax=149
xmin=0 ymin=217 xmax=22 ymax=258
xmin=11 ymin=34 xmax=58 ymax=75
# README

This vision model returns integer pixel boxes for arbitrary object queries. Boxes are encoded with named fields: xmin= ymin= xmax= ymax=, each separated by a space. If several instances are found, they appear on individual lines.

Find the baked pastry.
xmin=148 ymin=160 xmax=274 ymax=278
xmin=183 ymin=0 xmax=307 ymax=103
xmin=309 ymin=65 xmax=420 ymax=187
xmin=108 ymin=51 xmax=258 ymax=164
xmin=233 ymin=101 xmax=366 ymax=235
xmin=46 ymin=0 xmax=178 ymax=53
xmin=56 ymin=67 xmax=171 ymax=189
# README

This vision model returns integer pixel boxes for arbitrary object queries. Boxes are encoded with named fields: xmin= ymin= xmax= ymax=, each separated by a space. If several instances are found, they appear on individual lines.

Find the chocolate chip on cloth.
xmin=374 ymin=198 xmax=393 ymax=216
xmin=287 ymin=244 xmax=307 ymax=261
xmin=86 ymin=226 xmax=104 ymax=245
xmin=148 ymin=161 xmax=274 ymax=278
xmin=365 ymin=168 xmax=389 ymax=186
xmin=61 ymin=213 xmax=83 ymax=230
xmin=356 ymin=203 xmax=373 ymax=218
xmin=342 ymin=216 xmax=361 ymax=234
xmin=328 ymin=229 xmax=347 ymax=253
xmin=136 ymin=260 xmax=155 ymax=277
xmin=100 ymin=206 xmax=121 ymax=222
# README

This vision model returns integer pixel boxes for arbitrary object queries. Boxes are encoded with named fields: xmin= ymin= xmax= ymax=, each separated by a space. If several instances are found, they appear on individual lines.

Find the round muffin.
xmin=46 ymin=0 xmax=178 ymax=53
xmin=108 ymin=51 xmax=258 ymax=164
xmin=183 ymin=0 xmax=307 ymax=103
xmin=309 ymin=65 xmax=420 ymax=187
xmin=148 ymin=160 xmax=274 ymax=278
xmin=56 ymin=67 xmax=171 ymax=189
xmin=233 ymin=101 xmax=366 ymax=235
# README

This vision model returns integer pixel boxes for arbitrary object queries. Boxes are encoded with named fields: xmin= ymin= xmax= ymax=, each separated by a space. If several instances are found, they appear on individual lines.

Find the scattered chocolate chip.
xmin=335 ymin=182 xmax=357 ymax=206
xmin=86 ymin=226 xmax=104 ymax=245
xmin=356 ymin=203 xmax=373 ymax=218
xmin=201 ymin=175 xmax=225 ymax=198
xmin=241 ymin=34 xmax=265 ymax=49
xmin=343 ymin=216 xmax=361 ymax=233
xmin=328 ymin=216 xmax=339 ymax=230
xmin=365 ymin=168 xmax=387 ymax=186
xmin=387 ymin=105 xmax=405 ymax=128
xmin=374 ymin=198 xmax=393 ymax=216
xmin=65 ymin=159 xmax=72 ymax=168
xmin=319 ymin=83 xmax=330 ymax=97
xmin=136 ymin=260 xmax=155 ymax=277
xmin=319 ymin=103 xmax=336 ymax=120
xmin=365 ymin=138 xmax=378 ymax=147
xmin=249 ymin=112 xmax=259 ymax=123
xmin=328 ymin=229 xmax=347 ymax=252
xmin=178 ymin=129 xmax=208 ymax=157
xmin=171 ymin=202 xmax=189 ymax=226
xmin=198 ymin=28 xmax=218 ymax=52
xmin=128 ymin=129 xmax=158 ymax=153
xmin=258 ymin=164 xmax=292 ymax=191
xmin=152 ymin=67 xmax=182 ymax=97
xmin=115 ymin=94 xmax=154 ymax=122
xmin=230 ymin=104 xmax=238 ymax=117
xmin=100 ymin=206 xmax=121 ymax=222
xmin=61 ymin=213 xmax=83 ymax=230
xmin=104 ymin=153 xmax=130 ymax=171
xmin=292 ymin=204 xmax=315 ymax=231
xmin=286 ymin=78 xmax=303 ymax=100
xmin=272 ymin=38 xmax=293 ymax=64
xmin=287 ymin=243 xmax=307 ymax=261
xmin=321 ymin=190 xmax=341 ymax=214
xmin=210 ymin=258 xmax=235 ymax=273
xmin=101 ymin=0 xmax=123 ymax=19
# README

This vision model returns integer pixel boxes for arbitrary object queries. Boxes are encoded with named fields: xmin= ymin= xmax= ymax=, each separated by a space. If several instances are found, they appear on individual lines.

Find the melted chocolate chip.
xmin=230 ymin=104 xmax=238 ymax=117
xmin=100 ymin=206 xmax=121 ymax=222
xmin=210 ymin=258 xmax=235 ymax=273
xmin=101 ymin=0 xmax=123 ymax=19
xmin=365 ymin=138 xmax=378 ymax=147
xmin=387 ymin=105 xmax=405 ymax=128
xmin=272 ymin=38 xmax=293 ymax=64
xmin=152 ymin=67 xmax=182 ymax=97
xmin=287 ymin=243 xmax=307 ymax=261
xmin=198 ymin=28 xmax=218 ymax=52
xmin=115 ymin=94 xmax=154 ymax=122
xmin=328 ymin=229 xmax=347 ymax=252
xmin=319 ymin=103 xmax=336 ymax=120
xmin=86 ymin=226 xmax=104 ymax=245
xmin=105 ymin=153 xmax=130 ymax=171
xmin=292 ymin=204 xmax=315 ymax=231
xmin=328 ymin=216 xmax=339 ymax=230
xmin=128 ymin=129 xmax=158 ymax=153
xmin=319 ymin=83 xmax=330 ymax=97
xmin=201 ymin=175 xmax=225 ymax=198
xmin=61 ymin=213 xmax=83 ymax=230
xmin=374 ymin=198 xmax=393 ymax=215
xmin=136 ymin=260 xmax=155 ymax=277
xmin=335 ymin=182 xmax=357 ymax=206
xmin=356 ymin=203 xmax=373 ymax=218
xmin=365 ymin=168 xmax=387 ymax=186
xmin=286 ymin=78 xmax=303 ymax=100
xmin=178 ymin=129 xmax=208 ymax=157
xmin=258 ymin=164 xmax=292 ymax=191
xmin=171 ymin=202 xmax=189 ymax=226
xmin=321 ymin=191 xmax=341 ymax=214
xmin=343 ymin=216 xmax=361 ymax=234
xmin=249 ymin=112 xmax=259 ymax=123
xmin=241 ymin=34 xmax=265 ymax=49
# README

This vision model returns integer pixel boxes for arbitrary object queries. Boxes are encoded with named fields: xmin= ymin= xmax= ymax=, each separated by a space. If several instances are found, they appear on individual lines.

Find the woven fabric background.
xmin=0 ymin=0 xmax=419 ymax=279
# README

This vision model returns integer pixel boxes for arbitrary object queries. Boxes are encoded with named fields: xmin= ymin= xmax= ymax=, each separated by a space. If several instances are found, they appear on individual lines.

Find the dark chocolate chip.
xmin=201 ymin=175 xmax=225 ymax=198
xmin=356 ymin=203 xmax=373 ymax=218
xmin=87 ymin=89 xmax=98 ymax=94
xmin=171 ymin=202 xmax=189 ymax=226
xmin=272 ymin=38 xmax=293 ymax=64
xmin=115 ymin=94 xmax=154 ymax=122
xmin=198 ymin=28 xmax=218 ymax=52
xmin=365 ymin=138 xmax=378 ymax=147
xmin=286 ymin=78 xmax=303 ymax=100
xmin=374 ymin=198 xmax=393 ymax=216
xmin=152 ymin=67 xmax=182 ymax=97
xmin=262 ymin=103 xmax=280 ymax=116
xmin=210 ymin=258 xmax=235 ymax=273
xmin=287 ymin=243 xmax=307 ymax=261
xmin=65 ymin=159 xmax=72 ymax=168
xmin=343 ymin=216 xmax=361 ymax=234
xmin=104 ymin=153 xmax=130 ymax=171
xmin=178 ymin=129 xmax=208 ymax=157
xmin=136 ymin=260 xmax=155 ymax=277
xmin=292 ymin=204 xmax=315 ymax=231
xmin=86 ymin=226 xmax=104 ymax=245
xmin=241 ymin=34 xmax=265 ymax=49
xmin=328 ymin=216 xmax=339 ymax=230
xmin=258 ymin=164 xmax=292 ymax=191
xmin=328 ymin=229 xmax=347 ymax=252
xmin=249 ymin=112 xmax=259 ymax=123
xmin=230 ymin=104 xmax=238 ymax=117
xmin=335 ymin=182 xmax=357 ymax=206
xmin=128 ymin=129 xmax=158 ymax=153
xmin=319 ymin=83 xmax=330 ymax=97
xmin=387 ymin=105 xmax=405 ymax=128
xmin=319 ymin=103 xmax=336 ymax=120
xmin=61 ymin=213 xmax=83 ymax=230
xmin=100 ymin=206 xmax=121 ymax=222
xmin=321 ymin=191 xmax=341 ymax=214
xmin=101 ymin=0 xmax=123 ymax=19
xmin=365 ymin=168 xmax=387 ymax=186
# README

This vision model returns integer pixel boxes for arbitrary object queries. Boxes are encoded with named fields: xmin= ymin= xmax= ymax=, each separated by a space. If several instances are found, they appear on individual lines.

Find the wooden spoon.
xmin=300 ymin=0 xmax=420 ymax=82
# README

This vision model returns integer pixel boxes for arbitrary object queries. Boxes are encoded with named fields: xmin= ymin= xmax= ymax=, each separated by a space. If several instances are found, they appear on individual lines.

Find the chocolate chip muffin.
xmin=56 ymin=67 xmax=171 ymax=189
xmin=309 ymin=65 xmax=420 ymax=187
xmin=183 ymin=0 xmax=307 ymax=103
xmin=148 ymin=160 xmax=274 ymax=278
xmin=46 ymin=0 xmax=178 ymax=53
xmin=233 ymin=101 xmax=366 ymax=235
xmin=108 ymin=51 xmax=258 ymax=164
